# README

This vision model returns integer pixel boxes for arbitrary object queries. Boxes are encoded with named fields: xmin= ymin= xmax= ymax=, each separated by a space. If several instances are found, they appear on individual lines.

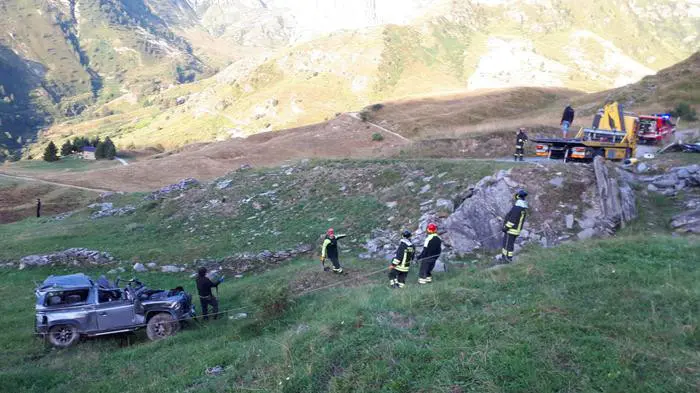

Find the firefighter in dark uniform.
xmin=196 ymin=267 xmax=223 ymax=320
xmin=389 ymin=230 xmax=415 ymax=288
xmin=321 ymin=228 xmax=346 ymax=274
xmin=418 ymin=223 xmax=442 ymax=284
xmin=501 ymin=189 xmax=529 ymax=263
xmin=514 ymin=128 xmax=528 ymax=161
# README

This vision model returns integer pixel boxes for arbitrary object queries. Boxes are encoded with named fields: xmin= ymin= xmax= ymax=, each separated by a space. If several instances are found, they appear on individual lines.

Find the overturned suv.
xmin=35 ymin=273 xmax=195 ymax=348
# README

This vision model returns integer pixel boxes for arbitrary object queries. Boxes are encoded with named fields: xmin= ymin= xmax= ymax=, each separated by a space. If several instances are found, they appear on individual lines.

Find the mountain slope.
xmin=4 ymin=0 xmax=700 ymax=156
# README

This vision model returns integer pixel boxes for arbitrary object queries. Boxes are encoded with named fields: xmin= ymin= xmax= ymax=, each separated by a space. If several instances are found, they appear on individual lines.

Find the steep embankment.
xmin=1 ymin=234 xmax=697 ymax=392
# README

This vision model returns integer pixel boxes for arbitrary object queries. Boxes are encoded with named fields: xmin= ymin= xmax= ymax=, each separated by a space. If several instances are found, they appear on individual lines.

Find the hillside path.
xmin=347 ymin=112 xmax=411 ymax=142
xmin=0 ymin=173 xmax=111 ymax=193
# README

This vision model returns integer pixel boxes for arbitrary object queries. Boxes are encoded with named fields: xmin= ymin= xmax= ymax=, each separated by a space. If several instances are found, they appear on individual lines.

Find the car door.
xmin=96 ymin=289 xmax=136 ymax=331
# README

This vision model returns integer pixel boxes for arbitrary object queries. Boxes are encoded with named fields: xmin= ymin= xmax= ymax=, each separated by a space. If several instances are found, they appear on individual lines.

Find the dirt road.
xmin=0 ymin=173 xmax=111 ymax=193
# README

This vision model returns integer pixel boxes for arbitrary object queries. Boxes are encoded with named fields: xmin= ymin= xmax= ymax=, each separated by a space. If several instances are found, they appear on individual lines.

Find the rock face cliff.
xmin=442 ymin=157 xmax=637 ymax=256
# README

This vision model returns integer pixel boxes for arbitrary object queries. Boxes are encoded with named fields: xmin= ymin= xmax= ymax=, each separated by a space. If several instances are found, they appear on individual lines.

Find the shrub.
xmin=43 ymin=142 xmax=59 ymax=162
xmin=251 ymin=284 xmax=290 ymax=320
xmin=371 ymin=132 xmax=384 ymax=142
xmin=670 ymin=102 xmax=698 ymax=121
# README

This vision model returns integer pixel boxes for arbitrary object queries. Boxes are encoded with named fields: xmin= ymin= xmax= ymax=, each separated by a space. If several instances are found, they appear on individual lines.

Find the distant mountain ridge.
xmin=1 ymin=0 xmax=699 ymax=159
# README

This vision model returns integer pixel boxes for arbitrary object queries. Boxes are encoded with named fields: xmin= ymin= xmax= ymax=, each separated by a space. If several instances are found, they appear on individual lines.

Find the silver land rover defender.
xmin=35 ymin=273 xmax=195 ymax=347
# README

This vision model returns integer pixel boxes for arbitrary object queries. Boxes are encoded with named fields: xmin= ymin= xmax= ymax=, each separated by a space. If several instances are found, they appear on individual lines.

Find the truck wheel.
xmin=48 ymin=324 xmax=80 ymax=348
xmin=146 ymin=313 xmax=180 ymax=341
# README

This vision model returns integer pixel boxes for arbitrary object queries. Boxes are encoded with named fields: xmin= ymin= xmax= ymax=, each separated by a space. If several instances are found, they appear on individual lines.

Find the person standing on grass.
xmin=321 ymin=228 xmax=346 ymax=274
xmin=418 ymin=223 xmax=442 ymax=284
xmin=389 ymin=230 xmax=415 ymax=289
xmin=561 ymin=104 xmax=575 ymax=138
xmin=36 ymin=198 xmax=41 ymax=218
xmin=196 ymin=267 xmax=223 ymax=320
xmin=501 ymin=189 xmax=529 ymax=264
xmin=514 ymin=128 xmax=528 ymax=161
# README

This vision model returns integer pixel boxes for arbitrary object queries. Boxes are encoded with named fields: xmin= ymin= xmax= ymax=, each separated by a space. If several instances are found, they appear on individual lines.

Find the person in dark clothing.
xmin=501 ymin=189 xmax=529 ymax=263
xmin=561 ymin=104 xmax=575 ymax=138
xmin=36 ymin=198 xmax=41 ymax=218
xmin=196 ymin=267 xmax=223 ymax=320
xmin=321 ymin=228 xmax=346 ymax=274
xmin=514 ymin=128 xmax=528 ymax=161
xmin=418 ymin=223 xmax=442 ymax=284
xmin=389 ymin=230 xmax=415 ymax=289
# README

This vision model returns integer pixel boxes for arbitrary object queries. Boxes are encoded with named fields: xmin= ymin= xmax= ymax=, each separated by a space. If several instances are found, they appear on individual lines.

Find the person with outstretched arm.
xmin=196 ymin=267 xmax=223 ymax=320
xmin=321 ymin=228 xmax=346 ymax=274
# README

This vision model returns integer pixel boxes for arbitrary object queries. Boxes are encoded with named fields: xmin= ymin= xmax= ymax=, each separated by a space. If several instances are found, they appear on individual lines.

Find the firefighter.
xmin=514 ymin=128 xmax=528 ymax=161
xmin=501 ymin=189 xmax=529 ymax=263
xmin=418 ymin=223 xmax=442 ymax=284
xmin=561 ymin=104 xmax=575 ymax=138
xmin=196 ymin=267 xmax=224 ymax=320
xmin=389 ymin=230 xmax=415 ymax=288
xmin=320 ymin=228 xmax=346 ymax=274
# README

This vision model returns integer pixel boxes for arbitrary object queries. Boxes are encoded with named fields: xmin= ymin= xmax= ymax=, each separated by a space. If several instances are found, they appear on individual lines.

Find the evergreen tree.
xmin=103 ymin=137 xmax=117 ymax=159
xmin=72 ymin=137 xmax=87 ymax=152
xmin=43 ymin=141 xmax=59 ymax=162
xmin=95 ymin=141 xmax=106 ymax=159
xmin=60 ymin=140 xmax=73 ymax=156
xmin=90 ymin=136 xmax=101 ymax=147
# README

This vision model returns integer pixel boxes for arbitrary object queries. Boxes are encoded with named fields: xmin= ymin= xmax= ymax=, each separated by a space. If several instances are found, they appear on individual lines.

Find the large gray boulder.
xmin=593 ymin=157 xmax=637 ymax=229
xmin=443 ymin=175 xmax=513 ymax=253
xmin=671 ymin=210 xmax=700 ymax=233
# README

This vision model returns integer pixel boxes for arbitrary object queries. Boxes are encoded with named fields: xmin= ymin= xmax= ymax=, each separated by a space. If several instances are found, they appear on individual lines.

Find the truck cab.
xmin=638 ymin=114 xmax=675 ymax=144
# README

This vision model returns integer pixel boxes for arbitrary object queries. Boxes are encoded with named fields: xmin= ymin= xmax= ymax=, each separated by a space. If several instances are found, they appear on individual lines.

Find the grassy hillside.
xmin=1 ymin=234 xmax=697 ymax=392
xmin=0 ymin=159 xmax=507 ymax=262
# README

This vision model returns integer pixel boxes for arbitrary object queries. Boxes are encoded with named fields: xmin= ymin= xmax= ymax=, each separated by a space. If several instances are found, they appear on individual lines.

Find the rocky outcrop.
xmin=146 ymin=178 xmax=200 ymax=200
xmin=19 ymin=248 xmax=115 ymax=269
xmin=194 ymin=243 xmax=313 ymax=274
xmin=89 ymin=203 xmax=136 ymax=219
xmin=439 ymin=160 xmax=637 ymax=256
xmin=639 ymin=164 xmax=700 ymax=196
xmin=671 ymin=209 xmax=700 ymax=233
xmin=593 ymin=156 xmax=637 ymax=229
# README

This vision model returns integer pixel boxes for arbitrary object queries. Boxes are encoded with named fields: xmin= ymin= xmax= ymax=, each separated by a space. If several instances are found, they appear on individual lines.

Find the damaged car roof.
xmin=38 ymin=273 xmax=94 ymax=290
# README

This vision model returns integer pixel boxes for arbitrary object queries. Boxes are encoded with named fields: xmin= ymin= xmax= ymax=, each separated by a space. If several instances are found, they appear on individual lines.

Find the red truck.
xmin=638 ymin=114 xmax=675 ymax=144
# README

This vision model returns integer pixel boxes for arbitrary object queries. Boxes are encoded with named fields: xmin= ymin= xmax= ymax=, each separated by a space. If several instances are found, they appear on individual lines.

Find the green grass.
xmin=3 ymin=156 xmax=121 ymax=173
xmin=0 ymin=159 xmax=508 ymax=262
xmin=0 ymin=234 xmax=697 ymax=392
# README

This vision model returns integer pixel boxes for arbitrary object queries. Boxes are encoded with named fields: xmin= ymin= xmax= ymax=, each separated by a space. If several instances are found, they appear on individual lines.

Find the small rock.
xmin=436 ymin=199 xmax=455 ymax=213
xmin=230 ymin=312 xmax=248 ymax=320
xmin=419 ymin=184 xmax=431 ymax=194
xmin=565 ymin=214 xmax=575 ymax=229
xmin=636 ymin=163 xmax=649 ymax=173
xmin=133 ymin=263 xmax=147 ymax=272
xmin=216 ymin=179 xmax=232 ymax=189
xmin=677 ymin=168 xmax=691 ymax=179
xmin=386 ymin=201 xmax=398 ymax=208
xmin=146 ymin=262 xmax=158 ymax=269
xmin=577 ymin=228 xmax=596 ymax=240
xmin=653 ymin=175 xmax=679 ymax=188
xmin=549 ymin=177 xmax=564 ymax=187
xmin=205 ymin=366 xmax=224 ymax=376
xmin=647 ymin=184 xmax=659 ymax=192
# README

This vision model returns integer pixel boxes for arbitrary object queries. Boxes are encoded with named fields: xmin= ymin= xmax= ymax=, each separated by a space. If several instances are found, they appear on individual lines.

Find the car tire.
xmin=48 ymin=324 xmax=80 ymax=348
xmin=146 ymin=313 xmax=179 ymax=341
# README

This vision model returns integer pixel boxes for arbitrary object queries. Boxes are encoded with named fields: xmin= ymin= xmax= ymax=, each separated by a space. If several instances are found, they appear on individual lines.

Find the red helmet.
xmin=327 ymin=228 xmax=334 ymax=236
xmin=427 ymin=223 xmax=437 ymax=233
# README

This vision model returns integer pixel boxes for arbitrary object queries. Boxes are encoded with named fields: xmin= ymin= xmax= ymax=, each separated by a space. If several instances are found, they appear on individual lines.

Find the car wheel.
xmin=48 ymin=325 xmax=80 ymax=348
xmin=146 ymin=313 xmax=180 ymax=341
